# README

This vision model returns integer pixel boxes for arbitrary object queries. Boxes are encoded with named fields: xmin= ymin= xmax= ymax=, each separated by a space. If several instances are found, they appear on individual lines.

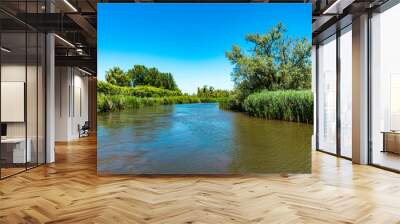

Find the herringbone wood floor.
xmin=1 ymin=136 xmax=400 ymax=224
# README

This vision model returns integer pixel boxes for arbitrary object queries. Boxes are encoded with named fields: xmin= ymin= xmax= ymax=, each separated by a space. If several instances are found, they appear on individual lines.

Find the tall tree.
xmin=225 ymin=22 xmax=311 ymax=99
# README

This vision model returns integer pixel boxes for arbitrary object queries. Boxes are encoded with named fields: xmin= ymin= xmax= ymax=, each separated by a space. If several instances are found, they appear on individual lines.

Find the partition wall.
xmin=0 ymin=1 xmax=46 ymax=179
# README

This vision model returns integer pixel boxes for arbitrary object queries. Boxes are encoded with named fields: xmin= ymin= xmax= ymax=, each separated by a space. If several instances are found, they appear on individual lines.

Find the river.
xmin=97 ymin=103 xmax=312 ymax=174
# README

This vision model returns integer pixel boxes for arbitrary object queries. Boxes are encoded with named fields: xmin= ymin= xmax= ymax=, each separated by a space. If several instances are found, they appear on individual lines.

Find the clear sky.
xmin=98 ymin=3 xmax=311 ymax=94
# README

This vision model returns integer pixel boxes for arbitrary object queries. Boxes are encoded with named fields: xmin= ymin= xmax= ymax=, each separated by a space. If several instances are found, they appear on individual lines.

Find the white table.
xmin=1 ymin=138 xmax=31 ymax=163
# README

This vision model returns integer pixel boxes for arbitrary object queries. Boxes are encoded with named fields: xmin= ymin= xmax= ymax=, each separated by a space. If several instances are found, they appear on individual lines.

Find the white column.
xmin=46 ymin=33 xmax=55 ymax=163
xmin=352 ymin=14 xmax=369 ymax=164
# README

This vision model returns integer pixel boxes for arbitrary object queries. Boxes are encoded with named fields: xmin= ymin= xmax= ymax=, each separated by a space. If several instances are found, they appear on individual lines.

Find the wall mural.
xmin=97 ymin=3 xmax=313 ymax=174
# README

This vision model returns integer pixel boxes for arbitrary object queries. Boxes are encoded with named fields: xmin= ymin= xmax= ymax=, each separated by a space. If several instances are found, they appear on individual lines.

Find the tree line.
xmin=196 ymin=85 xmax=231 ymax=98
xmin=105 ymin=65 xmax=178 ymax=90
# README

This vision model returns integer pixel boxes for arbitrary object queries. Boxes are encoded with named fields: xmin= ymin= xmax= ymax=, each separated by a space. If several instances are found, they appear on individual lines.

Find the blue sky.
xmin=98 ymin=3 xmax=311 ymax=94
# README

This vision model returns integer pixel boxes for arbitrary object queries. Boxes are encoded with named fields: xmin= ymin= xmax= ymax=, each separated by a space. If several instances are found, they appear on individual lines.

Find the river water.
xmin=97 ymin=103 xmax=312 ymax=174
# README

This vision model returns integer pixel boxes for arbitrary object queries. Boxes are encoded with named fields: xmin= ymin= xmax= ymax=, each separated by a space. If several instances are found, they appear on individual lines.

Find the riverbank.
xmin=97 ymin=94 xmax=227 ymax=112
xmin=97 ymin=90 xmax=313 ymax=124
xmin=97 ymin=82 xmax=313 ymax=124
xmin=97 ymin=81 xmax=228 ymax=112
xmin=219 ymin=90 xmax=313 ymax=124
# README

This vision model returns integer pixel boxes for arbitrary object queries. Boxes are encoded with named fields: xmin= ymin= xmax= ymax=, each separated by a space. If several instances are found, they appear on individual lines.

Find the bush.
xmin=97 ymin=80 xmax=182 ymax=97
xmin=242 ymin=90 xmax=313 ymax=123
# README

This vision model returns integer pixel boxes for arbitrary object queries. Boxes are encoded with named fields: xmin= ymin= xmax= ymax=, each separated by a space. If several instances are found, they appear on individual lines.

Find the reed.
xmin=241 ymin=90 xmax=313 ymax=123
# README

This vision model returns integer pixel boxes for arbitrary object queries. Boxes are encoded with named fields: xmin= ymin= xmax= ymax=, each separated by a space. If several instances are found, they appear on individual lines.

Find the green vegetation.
xmin=105 ymin=65 xmax=178 ymax=90
xmin=98 ymin=66 xmax=230 ymax=112
xmin=97 ymin=79 xmax=228 ymax=112
xmin=97 ymin=94 xmax=225 ymax=112
xmin=225 ymin=22 xmax=311 ymax=99
xmin=97 ymin=80 xmax=182 ymax=97
xmin=197 ymin=85 xmax=231 ymax=98
xmin=242 ymin=90 xmax=313 ymax=123
xmin=128 ymin=65 xmax=178 ymax=90
xmin=221 ymin=23 xmax=313 ymax=123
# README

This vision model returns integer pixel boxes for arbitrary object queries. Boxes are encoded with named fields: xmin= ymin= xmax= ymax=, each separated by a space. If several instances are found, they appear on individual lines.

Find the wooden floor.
xmin=1 ymin=136 xmax=400 ymax=223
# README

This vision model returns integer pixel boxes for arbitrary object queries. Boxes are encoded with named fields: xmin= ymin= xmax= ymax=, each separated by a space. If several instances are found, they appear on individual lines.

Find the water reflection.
xmin=98 ymin=103 xmax=312 ymax=174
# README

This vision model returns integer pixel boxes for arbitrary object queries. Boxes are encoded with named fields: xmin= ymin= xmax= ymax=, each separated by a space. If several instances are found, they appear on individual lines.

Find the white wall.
xmin=1 ymin=65 xmax=41 ymax=138
xmin=55 ymin=67 xmax=70 ymax=141
xmin=55 ymin=67 xmax=89 ymax=141
xmin=71 ymin=73 xmax=89 ymax=138
xmin=1 ymin=63 xmax=46 ymax=164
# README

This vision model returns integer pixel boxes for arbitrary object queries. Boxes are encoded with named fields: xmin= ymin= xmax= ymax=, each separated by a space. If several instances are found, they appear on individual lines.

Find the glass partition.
xmin=317 ymin=35 xmax=337 ymax=154
xmin=0 ymin=1 xmax=46 ymax=179
xmin=370 ymin=3 xmax=400 ymax=171
xmin=1 ymin=30 xmax=28 ymax=177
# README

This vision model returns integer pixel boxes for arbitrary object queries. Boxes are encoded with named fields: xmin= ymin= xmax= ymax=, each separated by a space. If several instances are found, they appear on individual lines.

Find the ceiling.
xmin=0 ymin=0 xmax=97 ymax=75
xmin=311 ymin=0 xmax=391 ymax=42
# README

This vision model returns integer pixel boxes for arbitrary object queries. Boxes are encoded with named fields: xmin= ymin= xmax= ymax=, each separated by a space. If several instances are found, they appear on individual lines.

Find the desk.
xmin=381 ymin=131 xmax=400 ymax=154
xmin=1 ymin=138 xmax=31 ymax=163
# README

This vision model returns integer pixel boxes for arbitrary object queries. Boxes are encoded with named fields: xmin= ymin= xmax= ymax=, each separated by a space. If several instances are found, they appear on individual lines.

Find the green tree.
xmin=225 ymin=22 xmax=311 ymax=99
xmin=127 ymin=65 xmax=148 ymax=87
xmin=196 ymin=85 xmax=231 ymax=98
xmin=105 ymin=67 xmax=130 ymax=86
xmin=127 ymin=65 xmax=178 ymax=90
